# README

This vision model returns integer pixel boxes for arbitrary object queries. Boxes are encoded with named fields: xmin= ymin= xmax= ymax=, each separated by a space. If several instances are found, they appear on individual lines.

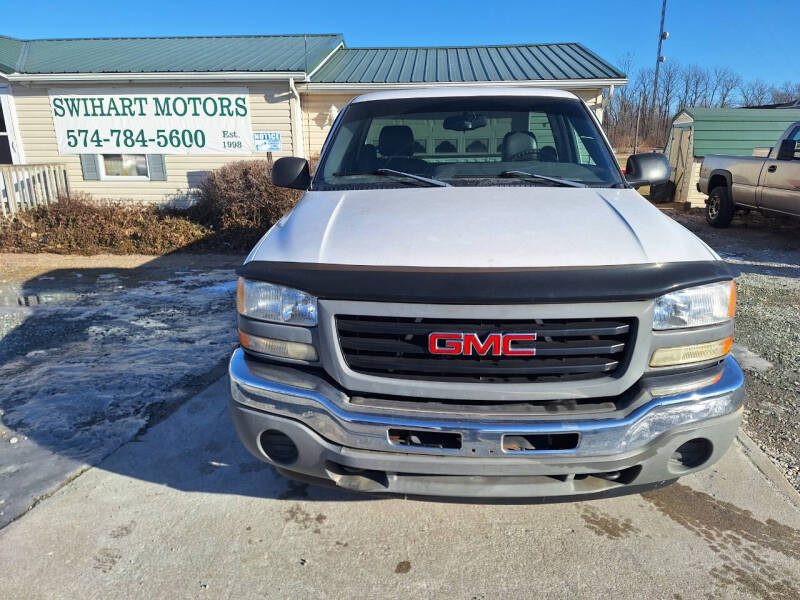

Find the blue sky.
xmin=5 ymin=0 xmax=796 ymax=84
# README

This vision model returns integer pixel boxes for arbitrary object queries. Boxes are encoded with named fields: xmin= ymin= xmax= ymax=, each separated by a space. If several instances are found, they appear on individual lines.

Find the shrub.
xmin=0 ymin=192 xmax=209 ymax=255
xmin=190 ymin=160 xmax=302 ymax=249
xmin=0 ymin=158 xmax=316 ymax=255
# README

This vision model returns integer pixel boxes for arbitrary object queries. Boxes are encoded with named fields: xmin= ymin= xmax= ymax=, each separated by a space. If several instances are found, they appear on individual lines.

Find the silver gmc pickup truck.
xmin=229 ymin=88 xmax=743 ymax=500
xmin=699 ymin=122 xmax=800 ymax=227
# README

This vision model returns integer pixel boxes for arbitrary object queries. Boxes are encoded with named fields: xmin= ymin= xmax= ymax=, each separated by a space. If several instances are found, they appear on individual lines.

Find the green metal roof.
xmin=309 ymin=43 xmax=625 ymax=83
xmin=0 ymin=36 xmax=24 ymax=73
xmin=2 ymin=34 xmax=343 ymax=74
xmin=677 ymin=107 xmax=800 ymax=157
xmin=0 ymin=35 xmax=626 ymax=83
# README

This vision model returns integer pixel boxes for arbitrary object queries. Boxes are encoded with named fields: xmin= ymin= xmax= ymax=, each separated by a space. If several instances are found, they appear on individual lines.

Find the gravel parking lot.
xmin=670 ymin=208 xmax=800 ymax=491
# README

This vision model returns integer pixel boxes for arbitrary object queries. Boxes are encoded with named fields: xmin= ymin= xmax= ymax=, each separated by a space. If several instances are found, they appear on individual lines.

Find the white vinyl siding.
xmin=11 ymin=81 xmax=294 ymax=205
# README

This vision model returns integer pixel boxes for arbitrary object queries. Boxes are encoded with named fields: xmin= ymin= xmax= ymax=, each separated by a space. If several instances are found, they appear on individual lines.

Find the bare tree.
xmin=677 ymin=65 xmax=710 ymax=109
xmin=605 ymin=56 xmax=796 ymax=150
xmin=770 ymin=81 xmax=800 ymax=104
xmin=739 ymin=79 xmax=771 ymax=106
xmin=710 ymin=67 xmax=741 ymax=107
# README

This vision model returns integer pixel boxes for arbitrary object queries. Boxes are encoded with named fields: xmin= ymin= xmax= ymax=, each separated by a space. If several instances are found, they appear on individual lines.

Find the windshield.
xmin=314 ymin=96 xmax=624 ymax=190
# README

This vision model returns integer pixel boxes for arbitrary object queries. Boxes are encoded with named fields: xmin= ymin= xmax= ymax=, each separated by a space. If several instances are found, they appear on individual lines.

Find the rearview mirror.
xmin=625 ymin=153 xmax=670 ymax=188
xmin=776 ymin=139 xmax=800 ymax=161
xmin=443 ymin=112 xmax=488 ymax=132
xmin=272 ymin=157 xmax=310 ymax=190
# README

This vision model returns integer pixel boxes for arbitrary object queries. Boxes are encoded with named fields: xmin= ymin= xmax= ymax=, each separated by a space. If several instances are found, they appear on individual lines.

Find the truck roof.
xmin=349 ymin=86 xmax=579 ymax=103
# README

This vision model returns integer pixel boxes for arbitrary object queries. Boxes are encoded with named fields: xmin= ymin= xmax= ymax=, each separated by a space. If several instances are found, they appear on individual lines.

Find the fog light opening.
xmin=259 ymin=429 xmax=299 ymax=465
xmin=670 ymin=438 xmax=713 ymax=470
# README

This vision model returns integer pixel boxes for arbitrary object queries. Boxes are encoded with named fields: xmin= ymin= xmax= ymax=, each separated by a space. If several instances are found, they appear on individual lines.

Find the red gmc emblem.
xmin=428 ymin=332 xmax=537 ymax=356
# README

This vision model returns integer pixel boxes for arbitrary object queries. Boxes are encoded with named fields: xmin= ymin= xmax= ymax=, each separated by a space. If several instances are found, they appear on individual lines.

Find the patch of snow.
xmin=0 ymin=266 xmax=239 ymax=527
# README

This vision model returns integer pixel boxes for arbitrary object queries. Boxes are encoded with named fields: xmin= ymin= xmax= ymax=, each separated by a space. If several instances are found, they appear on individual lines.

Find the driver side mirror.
xmin=776 ymin=139 xmax=800 ymax=161
xmin=272 ymin=157 xmax=310 ymax=190
xmin=625 ymin=152 xmax=671 ymax=188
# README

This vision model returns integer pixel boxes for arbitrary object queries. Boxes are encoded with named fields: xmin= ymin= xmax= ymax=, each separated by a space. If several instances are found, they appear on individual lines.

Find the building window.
xmin=100 ymin=154 xmax=149 ymax=179
xmin=435 ymin=140 xmax=457 ymax=153
xmin=466 ymin=139 xmax=488 ymax=153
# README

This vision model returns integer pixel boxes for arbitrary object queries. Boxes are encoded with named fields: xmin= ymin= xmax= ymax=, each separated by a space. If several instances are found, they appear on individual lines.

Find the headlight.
xmin=653 ymin=280 xmax=735 ymax=330
xmin=237 ymin=278 xmax=317 ymax=326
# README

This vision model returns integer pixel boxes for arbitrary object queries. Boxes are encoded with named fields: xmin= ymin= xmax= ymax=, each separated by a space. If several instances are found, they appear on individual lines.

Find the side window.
xmin=573 ymin=131 xmax=597 ymax=166
xmin=527 ymin=112 xmax=556 ymax=151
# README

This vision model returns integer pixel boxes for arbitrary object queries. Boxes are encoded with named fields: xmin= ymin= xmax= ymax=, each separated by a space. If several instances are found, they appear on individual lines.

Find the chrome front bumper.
xmin=229 ymin=349 xmax=744 ymax=459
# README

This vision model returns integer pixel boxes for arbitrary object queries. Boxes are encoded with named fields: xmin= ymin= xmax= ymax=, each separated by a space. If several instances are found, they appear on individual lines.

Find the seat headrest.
xmin=379 ymin=125 xmax=415 ymax=157
xmin=502 ymin=131 xmax=538 ymax=161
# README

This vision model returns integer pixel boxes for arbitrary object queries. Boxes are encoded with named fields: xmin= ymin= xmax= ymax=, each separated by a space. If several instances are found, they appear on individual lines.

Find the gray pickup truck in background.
xmin=698 ymin=122 xmax=800 ymax=227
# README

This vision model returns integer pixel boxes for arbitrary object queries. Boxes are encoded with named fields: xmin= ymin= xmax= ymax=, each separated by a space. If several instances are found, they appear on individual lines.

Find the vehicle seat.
xmin=502 ymin=131 xmax=538 ymax=161
xmin=357 ymin=143 xmax=378 ymax=172
xmin=540 ymin=145 xmax=558 ymax=162
xmin=378 ymin=125 xmax=430 ymax=174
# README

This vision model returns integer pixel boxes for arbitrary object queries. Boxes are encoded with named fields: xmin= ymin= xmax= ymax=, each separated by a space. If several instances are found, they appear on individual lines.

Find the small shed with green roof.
xmin=665 ymin=107 xmax=800 ymax=206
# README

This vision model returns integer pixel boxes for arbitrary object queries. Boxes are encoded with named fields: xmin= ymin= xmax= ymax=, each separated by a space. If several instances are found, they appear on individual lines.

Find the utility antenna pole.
xmin=633 ymin=92 xmax=643 ymax=154
xmin=650 ymin=0 xmax=669 ymax=134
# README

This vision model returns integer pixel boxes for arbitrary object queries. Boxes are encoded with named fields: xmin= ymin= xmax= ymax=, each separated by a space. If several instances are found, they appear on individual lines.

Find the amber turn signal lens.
xmin=236 ymin=277 xmax=245 ymax=314
xmin=238 ymin=330 xmax=318 ymax=361
xmin=650 ymin=336 xmax=733 ymax=367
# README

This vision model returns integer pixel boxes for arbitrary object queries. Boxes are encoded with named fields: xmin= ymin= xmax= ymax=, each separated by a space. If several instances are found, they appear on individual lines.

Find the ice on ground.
xmin=0 ymin=267 xmax=239 ymax=527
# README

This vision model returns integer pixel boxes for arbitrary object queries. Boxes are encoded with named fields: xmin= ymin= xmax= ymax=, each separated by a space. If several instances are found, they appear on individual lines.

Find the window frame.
xmin=98 ymin=154 xmax=151 ymax=181
xmin=0 ymin=84 xmax=24 ymax=164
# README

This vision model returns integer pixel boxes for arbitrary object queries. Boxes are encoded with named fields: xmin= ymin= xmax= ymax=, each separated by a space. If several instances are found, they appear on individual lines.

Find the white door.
xmin=0 ymin=85 xmax=24 ymax=164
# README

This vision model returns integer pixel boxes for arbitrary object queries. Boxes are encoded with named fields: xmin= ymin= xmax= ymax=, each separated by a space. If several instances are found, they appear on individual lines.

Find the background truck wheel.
xmin=649 ymin=180 xmax=675 ymax=203
xmin=706 ymin=187 xmax=734 ymax=228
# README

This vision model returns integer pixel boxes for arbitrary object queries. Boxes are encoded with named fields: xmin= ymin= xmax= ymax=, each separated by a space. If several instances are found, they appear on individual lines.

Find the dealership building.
xmin=0 ymin=33 xmax=626 ymax=204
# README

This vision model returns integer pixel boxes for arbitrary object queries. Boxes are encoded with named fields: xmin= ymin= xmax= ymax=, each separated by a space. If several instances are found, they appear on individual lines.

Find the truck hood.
xmin=248 ymin=187 xmax=718 ymax=268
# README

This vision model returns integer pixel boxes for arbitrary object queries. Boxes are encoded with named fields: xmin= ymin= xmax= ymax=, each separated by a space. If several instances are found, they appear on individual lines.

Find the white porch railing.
xmin=0 ymin=164 xmax=69 ymax=218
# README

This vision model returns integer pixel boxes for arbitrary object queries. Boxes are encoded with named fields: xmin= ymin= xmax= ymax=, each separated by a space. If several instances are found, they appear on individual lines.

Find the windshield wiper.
xmin=498 ymin=170 xmax=587 ymax=188
xmin=374 ymin=169 xmax=451 ymax=187
xmin=332 ymin=169 xmax=450 ymax=187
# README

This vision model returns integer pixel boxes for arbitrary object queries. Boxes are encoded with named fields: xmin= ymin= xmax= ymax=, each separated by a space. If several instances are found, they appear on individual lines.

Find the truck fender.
xmin=706 ymin=170 xmax=733 ymax=204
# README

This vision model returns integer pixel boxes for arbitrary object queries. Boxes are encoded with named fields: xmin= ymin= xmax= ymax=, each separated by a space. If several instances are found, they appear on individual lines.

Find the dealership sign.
xmin=49 ymin=88 xmax=254 ymax=154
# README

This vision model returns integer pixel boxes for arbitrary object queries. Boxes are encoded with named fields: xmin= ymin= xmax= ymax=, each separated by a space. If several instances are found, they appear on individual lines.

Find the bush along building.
xmin=0 ymin=33 xmax=626 ymax=205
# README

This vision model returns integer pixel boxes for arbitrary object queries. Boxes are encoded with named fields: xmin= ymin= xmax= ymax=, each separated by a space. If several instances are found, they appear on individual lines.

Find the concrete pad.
xmin=1 ymin=377 xmax=799 ymax=600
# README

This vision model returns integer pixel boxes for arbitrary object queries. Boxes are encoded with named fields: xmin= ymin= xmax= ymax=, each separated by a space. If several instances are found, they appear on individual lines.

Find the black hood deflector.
xmin=236 ymin=260 xmax=737 ymax=304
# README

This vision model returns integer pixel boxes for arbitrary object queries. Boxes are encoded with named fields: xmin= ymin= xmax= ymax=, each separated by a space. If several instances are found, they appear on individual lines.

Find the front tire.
xmin=706 ymin=186 xmax=734 ymax=228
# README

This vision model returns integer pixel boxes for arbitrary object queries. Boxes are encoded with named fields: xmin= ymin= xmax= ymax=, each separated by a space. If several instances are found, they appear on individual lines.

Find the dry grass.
xmin=0 ymin=159 xmax=310 ymax=255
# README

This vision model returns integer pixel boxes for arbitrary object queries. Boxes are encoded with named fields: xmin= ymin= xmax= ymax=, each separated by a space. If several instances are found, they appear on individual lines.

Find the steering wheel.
xmin=509 ymin=148 xmax=540 ymax=161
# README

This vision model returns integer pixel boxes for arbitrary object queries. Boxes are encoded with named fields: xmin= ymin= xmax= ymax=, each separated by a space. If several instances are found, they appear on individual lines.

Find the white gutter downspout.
xmin=599 ymin=84 xmax=616 ymax=124
xmin=288 ymin=77 xmax=306 ymax=158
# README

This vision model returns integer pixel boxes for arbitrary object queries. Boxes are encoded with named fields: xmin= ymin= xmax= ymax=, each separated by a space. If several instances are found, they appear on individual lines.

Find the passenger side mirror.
xmin=271 ymin=157 xmax=310 ymax=190
xmin=625 ymin=152 xmax=671 ymax=188
xmin=776 ymin=139 xmax=800 ymax=161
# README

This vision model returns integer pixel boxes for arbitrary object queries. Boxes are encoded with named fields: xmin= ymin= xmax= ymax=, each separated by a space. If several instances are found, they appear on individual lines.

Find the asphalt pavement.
xmin=1 ymin=377 xmax=798 ymax=600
